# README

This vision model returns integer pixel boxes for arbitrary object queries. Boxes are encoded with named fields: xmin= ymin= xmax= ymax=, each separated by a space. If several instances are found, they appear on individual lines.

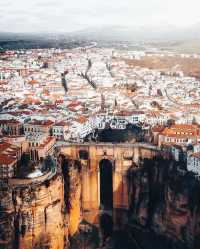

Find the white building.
xmin=94 ymin=110 xmax=145 ymax=130
xmin=52 ymin=121 xmax=70 ymax=141
xmin=146 ymin=113 xmax=168 ymax=126
xmin=70 ymin=116 xmax=93 ymax=140
xmin=131 ymin=111 xmax=146 ymax=124
xmin=187 ymin=152 xmax=200 ymax=178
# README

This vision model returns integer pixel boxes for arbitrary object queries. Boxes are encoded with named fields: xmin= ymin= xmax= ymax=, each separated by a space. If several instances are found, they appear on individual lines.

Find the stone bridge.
xmin=59 ymin=143 xmax=160 ymax=228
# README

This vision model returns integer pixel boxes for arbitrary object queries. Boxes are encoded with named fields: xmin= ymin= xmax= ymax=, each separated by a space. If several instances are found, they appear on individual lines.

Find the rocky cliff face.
xmin=1 ymin=154 xmax=200 ymax=249
xmin=0 ymin=173 xmax=67 ymax=249
xmin=0 ymin=156 xmax=83 ymax=249
xmin=61 ymin=157 xmax=82 ymax=236
xmin=127 ymin=157 xmax=200 ymax=249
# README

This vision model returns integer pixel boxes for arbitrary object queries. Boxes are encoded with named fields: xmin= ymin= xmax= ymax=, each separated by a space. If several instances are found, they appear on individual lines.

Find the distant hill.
xmin=0 ymin=32 xmax=90 ymax=50
xmin=71 ymin=24 xmax=200 ymax=42
xmin=1 ymin=23 xmax=200 ymax=51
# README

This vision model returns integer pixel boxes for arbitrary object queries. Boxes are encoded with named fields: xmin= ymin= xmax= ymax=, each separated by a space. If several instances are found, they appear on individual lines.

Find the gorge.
xmin=0 ymin=143 xmax=200 ymax=249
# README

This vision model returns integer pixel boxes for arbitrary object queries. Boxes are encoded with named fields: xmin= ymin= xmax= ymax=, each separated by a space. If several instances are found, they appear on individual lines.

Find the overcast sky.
xmin=0 ymin=0 xmax=200 ymax=33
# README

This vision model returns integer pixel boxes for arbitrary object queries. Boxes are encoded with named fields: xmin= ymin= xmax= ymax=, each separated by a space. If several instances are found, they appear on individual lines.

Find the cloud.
xmin=0 ymin=0 xmax=200 ymax=32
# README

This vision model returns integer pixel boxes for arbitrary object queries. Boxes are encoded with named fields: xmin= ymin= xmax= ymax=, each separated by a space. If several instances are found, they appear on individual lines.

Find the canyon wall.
xmin=1 ymin=146 xmax=200 ymax=249
xmin=127 ymin=157 xmax=200 ymax=249
xmin=0 ymin=173 xmax=68 ymax=249
xmin=0 ymin=155 xmax=83 ymax=249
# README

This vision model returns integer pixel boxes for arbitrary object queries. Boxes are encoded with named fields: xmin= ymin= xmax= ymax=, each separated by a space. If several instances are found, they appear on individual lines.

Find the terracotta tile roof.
xmin=115 ymin=110 xmax=145 ymax=116
xmin=0 ymin=119 xmax=21 ymax=125
xmin=8 ymin=111 xmax=32 ymax=115
xmin=38 ymin=136 xmax=55 ymax=148
xmin=75 ymin=116 xmax=88 ymax=124
xmin=171 ymin=124 xmax=199 ymax=130
xmin=68 ymin=101 xmax=82 ymax=108
xmin=0 ymin=154 xmax=17 ymax=165
xmin=28 ymin=79 xmax=39 ymax=85
xmin=152 ymin=125 xmax=165 ymax=132
xmin=0 ymin=142 xmax=11 ymax=153
xmin=27 ymin=120 xmax=54 ymax=126
xmin=191 ymin=152 xmax=200 ymax=159
xmin=0 ymin=141 xmax=20 ymax=165
xmin=161 ymin=124 xmax=200 ymax=137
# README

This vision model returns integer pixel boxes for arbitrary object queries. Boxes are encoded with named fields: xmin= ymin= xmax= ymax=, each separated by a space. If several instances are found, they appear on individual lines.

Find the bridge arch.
xmin=99 ymin=159 xmax=113 ymax=210
xmin=78 ymin=150 xmax=89 ymax=160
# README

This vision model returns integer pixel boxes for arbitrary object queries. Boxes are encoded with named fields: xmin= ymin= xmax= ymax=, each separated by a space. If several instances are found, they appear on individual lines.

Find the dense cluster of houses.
xmin=0 ymin=47 xmax=200 ymax=179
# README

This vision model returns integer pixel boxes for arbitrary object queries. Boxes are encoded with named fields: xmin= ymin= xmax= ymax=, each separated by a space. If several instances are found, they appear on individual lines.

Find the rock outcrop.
xmin=0 ymin=154 xmax=83 ymax=249
xmin=127 ymin=157 xmax=200 ymax=249
xmin=1 ymin=153 xmax=200 ymax=249
xmin=0 ymin=173 xmax=67 ymax=249
xmin=61 ymin=157 xmax=82 ymax=236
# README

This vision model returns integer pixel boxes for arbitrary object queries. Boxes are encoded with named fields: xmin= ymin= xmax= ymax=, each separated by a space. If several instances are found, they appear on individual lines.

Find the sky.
xmin=0 ymin=0 xmax=200 ymax=33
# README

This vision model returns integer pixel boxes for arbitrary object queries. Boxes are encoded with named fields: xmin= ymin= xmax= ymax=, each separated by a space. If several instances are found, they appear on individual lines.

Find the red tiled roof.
xmin=0 ymin=142 xmax=11 ymax=153
xmin=75 ymin=116 xmax=88 ymax=124
xmin=152 ymin=125 xmax=165 ymax=133
xmin=0 ymin=154 xmax=17 ymax=165
xmin=28 ymin=79 xmax=38 ymax=85
xmin=0 ymin=119 xmax=21 ymax=125
xmin=68 ymin=101 xmax=82 ymax=108
xmin=38 ymin=136 xmax=55 ymax=148
xmin=0 ymin=141 xmax=20 ymax=166
xmin=191 ymin=152 xmax=200 ymax=159
xmin=27 ymin=120 xmax=54 ymax=126
xmin=161 ymin=124 xmax=200 ymax=137
xmin=171 ymin=124 xmax=199 ymax=130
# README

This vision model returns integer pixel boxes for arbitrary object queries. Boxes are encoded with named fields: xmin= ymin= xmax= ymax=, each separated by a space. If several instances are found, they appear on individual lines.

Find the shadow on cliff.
xmin=126 ymin=156 xmax=200 ymax=249
xmin=59 ymin=154 xmax=81 ymax=213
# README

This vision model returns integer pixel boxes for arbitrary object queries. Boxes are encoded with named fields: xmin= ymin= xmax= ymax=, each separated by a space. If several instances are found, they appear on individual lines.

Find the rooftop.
xmin=0 ymin=154 xmax=17 ymax=165
xmin=26 ymin=119 xmax=54 ymax=127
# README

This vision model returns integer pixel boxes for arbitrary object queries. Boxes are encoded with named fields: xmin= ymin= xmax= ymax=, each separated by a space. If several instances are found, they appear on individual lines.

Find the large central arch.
xmin=99 ymin=159 xmax=113 ymax=210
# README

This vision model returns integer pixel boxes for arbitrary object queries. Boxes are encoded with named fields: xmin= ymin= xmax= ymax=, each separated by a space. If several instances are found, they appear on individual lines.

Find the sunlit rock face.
xmin=0 ymin=156 xmax=83 ymax=249
xmin=0 ymin=174 xmax=68 ymax=249
xmin=127 ymin=157 xmax=200 ymax=249
xmin=61 ymin=158 xmax=82 ymax=236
